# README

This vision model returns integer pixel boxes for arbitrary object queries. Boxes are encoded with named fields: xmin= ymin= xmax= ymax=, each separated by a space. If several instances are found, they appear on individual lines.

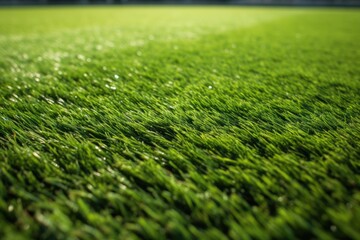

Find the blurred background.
xmin=0 ymin=0 xmax=359 ymax=6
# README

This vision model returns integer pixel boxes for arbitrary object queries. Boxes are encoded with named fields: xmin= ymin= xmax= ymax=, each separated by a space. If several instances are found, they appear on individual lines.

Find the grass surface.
xmin=0 ymin=6 xmax=360 ymax=240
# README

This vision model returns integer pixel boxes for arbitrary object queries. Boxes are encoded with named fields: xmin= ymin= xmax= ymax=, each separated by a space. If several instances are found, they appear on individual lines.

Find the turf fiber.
xmin=0 ymin=6 xmax=360 ymax=240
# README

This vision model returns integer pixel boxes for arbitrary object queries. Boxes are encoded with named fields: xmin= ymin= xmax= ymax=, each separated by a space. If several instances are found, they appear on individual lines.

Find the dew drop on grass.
xmin=32 ymin=152 xmax=40 ymax=158
xmin=105 ymin=84 xmax=116 ymax=90
xmin=51 ymin=161 xmax=60 ymax=168
xmin=94 ymin=145 xmax=102 ymax=152
xmin=8 ymin=205 xmax=14 ymax=212
xmin=58 ymin=98 xmax=65 ymax=105
xmin=77 ymin=54 xmax=85 ymax=61
xmin=44 ymin=97 xmax=54 ymax=104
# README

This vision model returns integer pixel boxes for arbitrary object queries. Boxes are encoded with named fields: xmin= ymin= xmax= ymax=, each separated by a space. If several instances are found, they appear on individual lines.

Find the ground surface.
xmin=0 ymin=6 xmax=359 ymax=240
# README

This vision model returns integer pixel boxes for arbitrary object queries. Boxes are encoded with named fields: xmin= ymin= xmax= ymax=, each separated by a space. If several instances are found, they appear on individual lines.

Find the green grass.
xmin=0 ymin=6 xmax=360 ymax=240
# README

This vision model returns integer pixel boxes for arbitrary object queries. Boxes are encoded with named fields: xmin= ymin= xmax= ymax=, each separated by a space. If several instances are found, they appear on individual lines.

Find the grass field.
xmin=0 ymin=6 xmax=360 ymax=240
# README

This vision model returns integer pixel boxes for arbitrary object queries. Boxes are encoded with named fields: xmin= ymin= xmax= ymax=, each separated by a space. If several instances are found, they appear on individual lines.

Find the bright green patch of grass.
xmin=0 ymin=6 xmax=360 ymax=240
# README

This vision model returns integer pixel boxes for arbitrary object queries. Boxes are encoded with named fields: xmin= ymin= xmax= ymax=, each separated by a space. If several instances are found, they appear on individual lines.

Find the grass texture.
xmin=0 ymin=6 xmax=360 ymax=240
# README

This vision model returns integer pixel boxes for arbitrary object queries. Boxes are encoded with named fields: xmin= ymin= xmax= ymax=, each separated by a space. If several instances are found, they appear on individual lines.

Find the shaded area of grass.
xmin=0 ymin=7 xmax=360 ymax=240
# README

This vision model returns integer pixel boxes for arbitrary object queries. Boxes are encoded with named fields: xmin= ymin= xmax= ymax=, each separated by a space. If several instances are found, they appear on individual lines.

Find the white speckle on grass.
xmin=197 ymin=191 xmax=210 ymax=199
xmin=277 ymin=196 xmax=285 ymax=202
xmin=44 ymin=97 xmax=54 ymax=104
xmin=165 ymin=81 xmax=173 ymax=88
xmin=208 ymin=85 xmax=213 ymax=89
xmin=105 ymin=84 xmax=116 ymax=90
xmin=77 ymin=54 xmax=85 ymax=61
xmin=114 ymin=74 xmax=119 ymax=79
xmin=156 ymin=150 xmax=165 ymax=156
xmin=51 ymin=161 xmax=60 ymax=168
xmin=8 ymin=205 xmax=14 ymax=212
xmin=32 ymin=151 xmax=40 ymax=158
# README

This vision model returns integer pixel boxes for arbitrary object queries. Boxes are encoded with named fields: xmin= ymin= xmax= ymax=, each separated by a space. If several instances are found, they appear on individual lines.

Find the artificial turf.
xmin=0 ymin=6 xmax=359 ymax=240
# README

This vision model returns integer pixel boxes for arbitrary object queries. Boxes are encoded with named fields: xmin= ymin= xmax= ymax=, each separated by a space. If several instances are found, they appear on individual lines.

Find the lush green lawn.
xmin=0 ymin=6 xmax=359 ymax=240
